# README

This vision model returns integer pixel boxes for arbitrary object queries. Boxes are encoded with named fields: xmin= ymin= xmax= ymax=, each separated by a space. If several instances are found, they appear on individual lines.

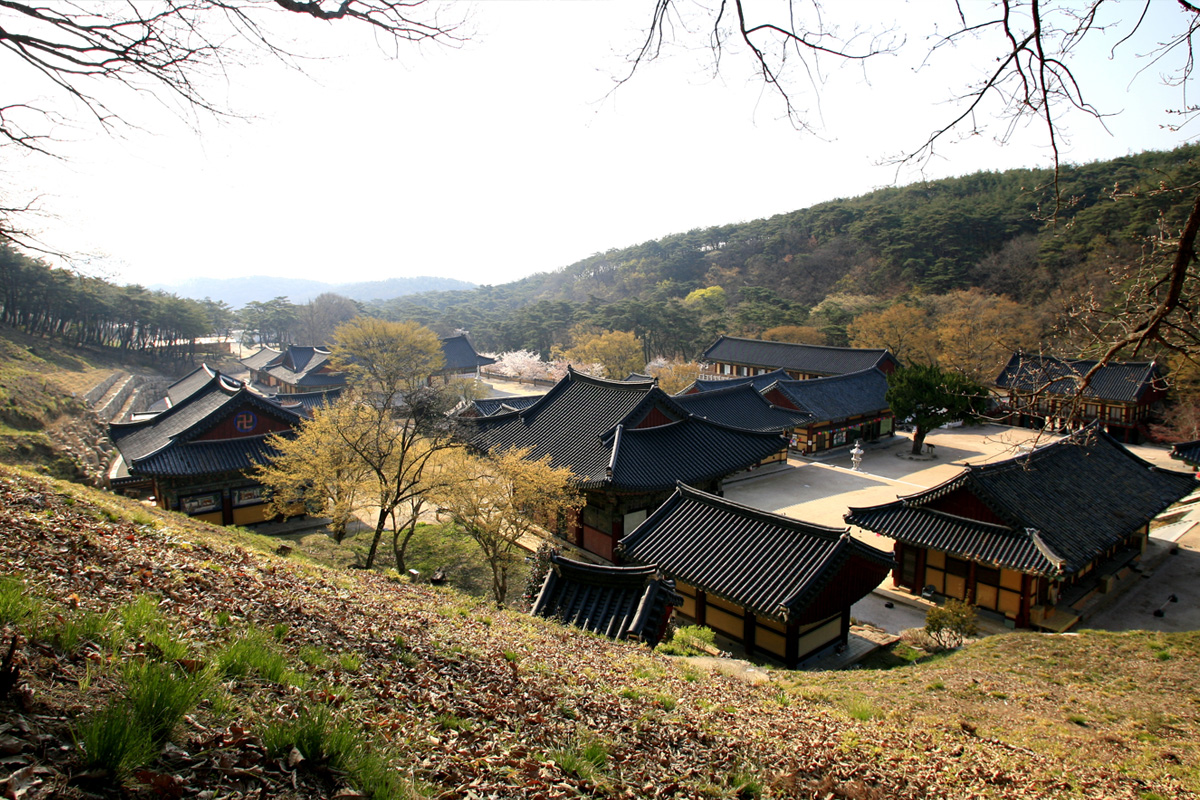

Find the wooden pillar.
xmin=695 ymin=591 xmax=707 ymax=626
xmin=1018 ymin=574 xmax=1032 ymax=628
xmin=967 ymin=561 xmax=977 ymax=604
xmin=784 ymin=620 xmax=799 ymax=668
xmin=743 ymin=608 xmax=756 ymax=656
xmin=840 ymin=608 xmax=851 ymax=644
xmin=221 ymin=491 xmax=233 ymax=526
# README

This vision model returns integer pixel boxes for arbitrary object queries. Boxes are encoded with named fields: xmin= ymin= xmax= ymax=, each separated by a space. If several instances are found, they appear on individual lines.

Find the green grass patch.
xmin=50 ymin=607 xmax=118 ymax=653
xmin=75 ymin=704 xmax=157 ymax=779
xmin=0 ymin=575 xmax=41 ymax=630
xmin=123 ymin=659 xmax=214 ymax=744
xmin=844 ymin=695 xmax=881 ymax=721
xmin=216 ymin=628 xmax=305 ymax=686
xmin=549 ymin=732 xmax=609 ymax=783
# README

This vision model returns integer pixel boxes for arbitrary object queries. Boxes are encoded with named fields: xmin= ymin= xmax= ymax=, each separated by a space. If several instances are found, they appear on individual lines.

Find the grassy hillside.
xmin=0 ymin=329 xmax=120 ymax=479
xmin=0 ymin=466 xmax=1195 ymax=799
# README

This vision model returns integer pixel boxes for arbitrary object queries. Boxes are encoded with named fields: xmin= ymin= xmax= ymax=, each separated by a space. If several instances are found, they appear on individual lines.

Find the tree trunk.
xmin=392 ymin=513 xmax=421 ymax=574
xmin=911 ymin=425 xmax=928 ymax=455
xmin=364 ymin=507 xmax=389 ymax=569
xmin=494 ymin=562 xmax=508 ymax=608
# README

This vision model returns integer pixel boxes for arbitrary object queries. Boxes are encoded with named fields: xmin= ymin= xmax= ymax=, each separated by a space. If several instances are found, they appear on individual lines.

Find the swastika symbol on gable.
xmin=234 ymin=411 xmax=257 ymax=433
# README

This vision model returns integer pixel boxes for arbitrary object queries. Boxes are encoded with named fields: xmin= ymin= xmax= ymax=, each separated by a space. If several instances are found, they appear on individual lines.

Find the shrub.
xmin=924 ymin=600 xmax=978 ymax=649
xmin=654 ymin=625 xmax=717 ymax=656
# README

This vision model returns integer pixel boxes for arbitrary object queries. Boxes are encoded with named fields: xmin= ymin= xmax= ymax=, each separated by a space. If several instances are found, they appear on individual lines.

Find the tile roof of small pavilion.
xmin=1171 ymin=440 xmax=1200 ymax=468
xmin=468 ymin=395 xmax=543 ymax=417
xmin=701 ymin=336 xmax=898 ymax=376
xmin=439 ymin=334 xmax=496 ymax=373
xmin=110 ymin=373 xmax=306 ymax=478
xmin=993 ymin=352 xmax=1164 ymax=404
xmin=466 ymin=368 xmax=787 ymax=492
xmin=530 ymin=553 xmax=682 ymax=646
xmin=672 ymin=382 xmax=815 ymax=432
xmin=682 ymin=368 xmax=792 ymax=394
xmin=270 ymin=387 xmax=343 ymax=414
xmin=846 ymin=426 xmax=1196 ymax=577
xmin=147 ymin=364 xmax=220 ymax=412
xmin=620 ymin=484 xmax=893 ymax=624
xmin=240 ymin=346 xmax=281 ymax=371
xmin=765 ymin=368 xmax=891 ymax=422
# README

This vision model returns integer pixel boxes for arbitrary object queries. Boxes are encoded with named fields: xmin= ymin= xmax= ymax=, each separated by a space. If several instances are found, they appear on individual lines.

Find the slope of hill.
xmin=371 ymin=144 xmax=1200 ymax=356
xmin=155 ymin=275 xmax=476 ymax=308
xmin=1 ymin=467 xmax=1195 ymax=798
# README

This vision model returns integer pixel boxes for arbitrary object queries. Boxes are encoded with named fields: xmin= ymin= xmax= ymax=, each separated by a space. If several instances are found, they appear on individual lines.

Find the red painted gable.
xmin=924 ymin=486 xmax=1007 ymax=525
xmin=764 ymin=387 xmax=802 ymax=410
xmin=194 ymin=405 xmax=296 ymax=441
xmin=633 ymin=406 xmax=676 ymax=429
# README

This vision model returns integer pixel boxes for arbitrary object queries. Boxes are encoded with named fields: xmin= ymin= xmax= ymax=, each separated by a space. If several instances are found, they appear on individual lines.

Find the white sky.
xmin=6 ymin=0 xmax=1196 ymax=290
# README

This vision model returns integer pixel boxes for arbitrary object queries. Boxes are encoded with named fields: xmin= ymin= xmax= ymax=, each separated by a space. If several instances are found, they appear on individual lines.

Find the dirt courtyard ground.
xmin=724 ymin=424 xmax=1200 ymax=634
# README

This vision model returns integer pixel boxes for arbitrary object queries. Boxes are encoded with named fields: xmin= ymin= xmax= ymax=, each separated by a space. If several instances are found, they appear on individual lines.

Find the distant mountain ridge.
xmin=154 ymin=275 xmax=476 ymax=308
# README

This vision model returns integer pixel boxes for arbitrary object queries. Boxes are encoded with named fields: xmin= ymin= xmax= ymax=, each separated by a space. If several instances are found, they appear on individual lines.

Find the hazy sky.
xmin=7 ymin=0 xmax=1195 ymax=290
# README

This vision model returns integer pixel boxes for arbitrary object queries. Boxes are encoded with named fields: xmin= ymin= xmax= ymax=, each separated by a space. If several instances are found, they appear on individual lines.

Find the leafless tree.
xmin=629 ymin=0 xmax=1200 ymax=390
xmin=0 ymin=0 xmax=464 ymax=243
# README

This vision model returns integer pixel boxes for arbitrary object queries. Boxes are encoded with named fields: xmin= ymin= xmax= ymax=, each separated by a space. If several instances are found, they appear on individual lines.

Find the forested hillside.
xmin=372 ymin=145 xmax=1200 ymax=362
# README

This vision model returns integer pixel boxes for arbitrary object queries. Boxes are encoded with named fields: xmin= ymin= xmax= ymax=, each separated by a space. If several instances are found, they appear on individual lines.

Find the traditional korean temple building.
xmin=435 ymin=333 xmax=495 ymax=382
xmin=465 ymin=369 xmax=788 ymax=561
xmin=845 ymin=427 xmax=1195 ymax=630
xmin=241 ymin=346 xmax=346 ymax=395
xmin=109 ymin=371 xmax=308 ymax=526
xmin=1172 ymin=440 xmax=1200 ymax=469
xmin=620 ymin=484 xmax=893 ymax=667
xmin=699 ymin=336 xmax=899 ymax=381
xmin=762 ymin=368 xmax=894 ymax=454
xmin=530 ymin=552 xmax=681 ymax=646
xmin=991 ymin=352 xmax=1167 ymax=443
xmin=461 ymin=394 xmax=543 ymax=418
xmin=672 ymin=382 xmax=814 ymax=436
xmin=144 ymin=364 xmax=222 ymax=414
xmin=680 ymin=368 xmax=792 ymax=395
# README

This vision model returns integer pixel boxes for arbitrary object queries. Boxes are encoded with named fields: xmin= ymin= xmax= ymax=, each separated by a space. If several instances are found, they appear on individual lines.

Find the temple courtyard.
xmin=724 ymin=424 xmax=1200 ymax=635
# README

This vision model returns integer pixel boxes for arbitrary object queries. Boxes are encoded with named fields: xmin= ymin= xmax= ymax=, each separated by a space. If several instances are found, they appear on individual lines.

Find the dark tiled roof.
xmin=767 ymin=368 xmax=891 ymax=422
xmin=165 ymin=365 xmax=219 ymax=407
xmin=272 ymin=388 xmax=343 ymax=414
xmin=469 ymin=395 xmax=543 ymax=417
xmin=624 ymin=372 xmax=653 ymax=382
xmin=673 ymin=383 xmax=815 ymax=432
xmin=846 ymin=427 xmax=1196 ymax=576
xmin=530 ymin=553 xmax=681 ymax=646
xmin=109 ymin=373 xmax=306 ymax=478
xmin=620 ymin=484 xmax=893 ymax=624
xmin=132 ymin=435 xmax=285 ymax=477
xmin=246 ymin=346 xmax=347 ymax=389
xmin=598 ymin=419 xmax=787 ymax=492
xmin=241 ymin=347 xmax=281 ymax=371
xmin=701 ymin=336 xmax=897 ymax=376
xmin=440 ymin=334 xmax=496 ymax=373
xmin=993 ymin=352 xmax=1164 ymax=404
xmin=844 ymin=503 xmax=1056 ymax=575
xmin=467 ymin=369 xmax=785 ymax=492
xmin=684 ymin=369 xmax=792 ymax=394
xmin=1171 ymin=440 xmax=1200 ymax=468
